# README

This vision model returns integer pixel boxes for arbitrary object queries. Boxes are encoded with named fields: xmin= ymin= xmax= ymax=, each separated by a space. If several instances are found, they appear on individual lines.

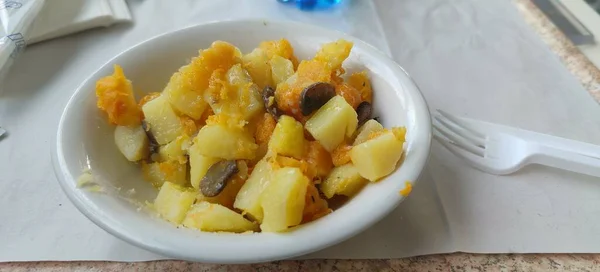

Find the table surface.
xmin=3 ymin=0 xmax=600 ymax=271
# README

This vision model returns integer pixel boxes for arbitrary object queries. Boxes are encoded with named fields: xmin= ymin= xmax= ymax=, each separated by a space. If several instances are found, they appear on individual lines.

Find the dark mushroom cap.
xmin=200 ymin=160 xmax=239 ymax=197
xmin=299 ymin=82 xmax=336 ymax=116
xmin=141 ymin=120 xmax=160 ymax=155
xmin=262 ymin=86 xmax=282 ymax=119
xmin=356 ymin=101 xmax=372 ymax=127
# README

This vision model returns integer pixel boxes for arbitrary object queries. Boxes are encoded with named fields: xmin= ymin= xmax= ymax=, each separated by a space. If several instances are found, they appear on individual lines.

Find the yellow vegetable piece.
xmin=254 ymin=113 xmax=277 ymax=145
xmin=302 ymin=183 xmax=331 ymax=223
xmin=334 ymin=81 xmax=362 ymax=109
xmin=226 ymin=65 xmax=264 ymax=120
xmin=142 ymin=161 xmax=188 ymax=188
xmin=154 ymin=182 xmax=196 ymax=224
xmin=321 ymin=163 xmax=368 ymax=199
xmin=270 ymin=55 xmax=294 ymax=86
xmin=161 ymin=41 xmax=240 ymax=119
xmin=193 ymin=124 xmax=258 ymax=160
xmin=179 ymin=115 xmax=200 ymax=136
xmin=138 ymin=92 xmax=161 ymax=108
xmin=114 ymin=125 xmax=149 ymax=162
xmin=399 ymin=181 xmax=413 ymax=197
xmin=183 ymin=201 xmax=258 ymax=233
xmin=157 ymin=134 xmax=191 ymax=164
xmin=204 ymin=65 xmax=264 ymax=121
xmin=188 ymin=145 xmax=221 ymax=189
xmin=163 ymin=81 xmax=209 ymax=120
xmin=242 ymin=48 xmax=273 ymax=90
xmin=268 ymin=115 xmax=306 ymax=159
xmin=275 ymin=59 xmax=332 ymax=121
xmin=353 ymin=119 xmax=384 ymax=145
xmin=184 ymin=41 xmax=241 ymax=94
xmin=305 ymin=96 xmax=358 ymax=151
xmin=157 ymin=161 xmax=188 ymax=186
xmin=259 ymin=39 xmax=299 ymax=67
xmin=96 ymin=65 xmax=142 ymax=126
xmin=141 ymin=95 xmax=183 ymax=145
xmin=350 ymin=128 xmax=406 ymax=181
xmin=274 ymin=155 xmax=316 ymax=181
xmin=304 ymin=141 xmax=333 ymax=178
xmin=331 ymin=142 xmax=353 ymax=167
xmin=313 ymin=39 xmax=353 ymax=72
xmin=234 ymin=159 xmax=274 ymax=222
xmin=260 ymin=167 xmax=309 ymax=232
xmin=347 ymin=71 xmax=373 ymax=103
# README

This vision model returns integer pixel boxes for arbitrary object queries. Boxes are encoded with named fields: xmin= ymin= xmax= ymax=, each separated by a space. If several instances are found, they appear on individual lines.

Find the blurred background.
xmin=534 ymin=0 xmax=600 ymax=68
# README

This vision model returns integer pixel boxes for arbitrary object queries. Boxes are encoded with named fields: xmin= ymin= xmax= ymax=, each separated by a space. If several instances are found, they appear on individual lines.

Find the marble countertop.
xmin=3 ymin=1 xmax=600 ymax=271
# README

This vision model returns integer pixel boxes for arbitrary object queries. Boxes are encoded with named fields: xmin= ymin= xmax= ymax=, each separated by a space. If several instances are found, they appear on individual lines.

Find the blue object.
xmin=277 ymin=0 xmax=342 ymax=10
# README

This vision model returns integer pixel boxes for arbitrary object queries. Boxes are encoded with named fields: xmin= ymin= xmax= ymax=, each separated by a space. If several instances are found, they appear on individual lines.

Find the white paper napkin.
xmin=0 ymin=0 xmax=130 ymax=135
xmin=26 ymin=0 xmax=131 ymax=44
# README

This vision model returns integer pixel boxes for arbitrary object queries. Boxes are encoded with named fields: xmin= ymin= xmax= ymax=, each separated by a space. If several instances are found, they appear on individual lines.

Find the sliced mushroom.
xmin=262 ymin=86 xmax=282 ymax=119
xmin=356 ymin=101 xmax=372 ymax=127
xmin=300 ymin=82 xmax=336 ymax=116
xmin=141 ymin=120 xmax=160 ymax=155
xmin=200 ymin=160 xmax=239 ymax=197
xmin=326 ymin=194 xmax=349 ymax=210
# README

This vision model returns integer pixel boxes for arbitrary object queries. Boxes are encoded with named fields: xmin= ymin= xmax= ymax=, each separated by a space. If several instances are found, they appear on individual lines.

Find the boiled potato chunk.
xmin=226 ymin=64 xmax=264 ymax=120
xmin=305 ymin=96 xmax=358 ymax=151
xmin=350 ymin=128 xmax=406 ymax=181
xmin=183 ymin=201 xmax=258 ymax=233
xmin=163 ymin=79 xmax=208 ymax=120
xmin=259 ymin=39 xmax=299 ymax=68
xmin=114 ymin=125 xmax=149 ymax=161
xmin=157 ymin=134 xmax=191 ymax=164
xmin=353 ymin=119 xmax=384 ymax=145
xmin=242 ymin=48 xmax=272 ymax=89
xmin=174 ymin=41 xmax=241 ymax=103
xmin=193 ymin=124 xmax=258 ymax=160
xmin=141 ymin=95 xmax=183 ymax=144
xmin=321 ymin=163 xmax=368 ymax=199
xmin=154 ymin=182 xmax=196 ymax=224
xmin=275 ymin=155 xmax=316 ymax=181
xmin=313 ymin=39 xmax=353 ymax=71
xmin=205 ymin=65 xmax=264 ymax=121
xmin=188 ymin=147 xmax=221 ymax=189
xmin=159 ymin=41 xmax=238 ymax=120
xmin=234 ymin=159 xmax=274 ymax=222
xmin=270 ymin=55 xmax=294 ymax=86
xmin=204 ymin=65 xmax=263 ymax=120
xmin=268 ymin=115 xmax=306 ymax=159
xmin=142 ymin=161 xmax=188 ymax=188
xmin=260 ymin=167 xmax=309 ymax=232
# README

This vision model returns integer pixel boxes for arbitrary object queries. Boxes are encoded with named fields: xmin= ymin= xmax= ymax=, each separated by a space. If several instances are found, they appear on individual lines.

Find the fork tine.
xmin=437 ymin=110 xmax=486 ymax=147
xmin=433 ymin=125 xmax=485 ymax=157
xmin=433 ymin=131 xmax=489 ymax=171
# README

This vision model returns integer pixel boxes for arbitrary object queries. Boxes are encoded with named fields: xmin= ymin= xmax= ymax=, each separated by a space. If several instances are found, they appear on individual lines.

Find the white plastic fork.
xmin=432 ymin=110 xmax=600 ymax=177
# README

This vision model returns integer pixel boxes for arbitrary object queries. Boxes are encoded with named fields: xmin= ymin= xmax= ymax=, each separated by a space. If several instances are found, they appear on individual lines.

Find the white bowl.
xmin=54 ymin=20 xmax=431 ymax=264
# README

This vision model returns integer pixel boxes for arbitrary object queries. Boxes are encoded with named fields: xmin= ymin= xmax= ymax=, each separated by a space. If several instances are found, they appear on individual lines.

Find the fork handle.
xmin=528 ymin=145 xmax=600 ymax=177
